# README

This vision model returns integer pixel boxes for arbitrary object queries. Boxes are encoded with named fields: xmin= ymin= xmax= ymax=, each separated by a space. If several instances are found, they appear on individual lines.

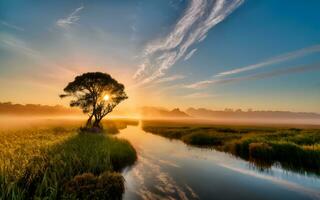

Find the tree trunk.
xmin=86 ymin=114 xmax=93 ymax=128
xmin=93 ymin=118 xmax=102 ymax=129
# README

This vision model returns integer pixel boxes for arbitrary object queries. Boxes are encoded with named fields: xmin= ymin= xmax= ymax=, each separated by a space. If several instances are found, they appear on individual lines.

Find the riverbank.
xmin=142 ymin=120 xmax=320 ymax=175
xmin=0 ymin=123 xmax=137 ymax=199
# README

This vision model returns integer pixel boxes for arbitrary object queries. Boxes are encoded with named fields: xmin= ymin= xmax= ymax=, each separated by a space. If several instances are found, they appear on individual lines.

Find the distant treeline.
xmin=1 ymin=102 xmax=319 ymax=119
xmin=186 ymin=108 xmax=320 ymax=119
xmin=0 ymin=102 xmax=81 ymax=116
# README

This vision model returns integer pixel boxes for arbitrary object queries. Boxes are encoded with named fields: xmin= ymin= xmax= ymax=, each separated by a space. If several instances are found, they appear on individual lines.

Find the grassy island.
xmin=0 ymin=122 xmax=137 ymax=200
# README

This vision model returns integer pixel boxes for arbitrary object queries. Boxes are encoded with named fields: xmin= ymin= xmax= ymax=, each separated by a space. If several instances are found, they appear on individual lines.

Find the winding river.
xmin=118 ymin=124 xmax=320 ymax=200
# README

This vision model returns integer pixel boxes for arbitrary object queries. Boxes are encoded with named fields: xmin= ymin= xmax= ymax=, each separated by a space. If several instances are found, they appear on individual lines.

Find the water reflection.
xmin=118 ymin=125 xmax=320 ymax=200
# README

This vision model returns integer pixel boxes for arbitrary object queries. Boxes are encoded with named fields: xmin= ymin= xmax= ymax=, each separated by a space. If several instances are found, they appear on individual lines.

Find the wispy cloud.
xmin=185 ymin=80 xmax=216 ymax=89
xmin=186 ymin=63 xmax=320 ymax=89
xmin=133 ymin=0 xmax=244 ymax=85
xmin=183 ymin=92 xmax=219 ymax=98
xmin=215 ymin=44 xmax=320 ymax=77
xmin=155 ymin=75 xmax=185 ymax=84
xmin=0 ymin=20 xmax=24 ymax=31
xmin=56 ymin=6 xmax=84 ymax=28
xmin=184 ymin=48 xmax=197 ymax=61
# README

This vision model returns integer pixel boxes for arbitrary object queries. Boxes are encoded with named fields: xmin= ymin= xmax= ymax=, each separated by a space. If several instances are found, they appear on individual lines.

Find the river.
xmin=117 ymin=125 xmax=320 ymax=200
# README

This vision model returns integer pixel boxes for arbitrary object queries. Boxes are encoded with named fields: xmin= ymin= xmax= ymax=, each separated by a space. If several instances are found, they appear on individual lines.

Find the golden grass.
xmin=0 ymin=121 xmax=137 ymax=199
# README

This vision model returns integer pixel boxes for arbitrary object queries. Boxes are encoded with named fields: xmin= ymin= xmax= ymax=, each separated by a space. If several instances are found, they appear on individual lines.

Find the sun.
xmin=103 ymin=94 xmax=110 ymax=101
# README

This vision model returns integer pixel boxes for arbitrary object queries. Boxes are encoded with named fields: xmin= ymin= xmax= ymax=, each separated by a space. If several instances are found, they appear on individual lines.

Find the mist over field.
xmin=1 ymin=115 xmax=319 ymax=132
xmin=1 ymin=0 xmax=320 ymax=199
xmin=1 ymin=102 xmax=320 ymax=130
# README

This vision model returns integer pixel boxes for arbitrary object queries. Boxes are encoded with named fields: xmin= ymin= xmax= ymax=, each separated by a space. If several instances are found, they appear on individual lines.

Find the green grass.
xmin=142 ymin=120 xmax=320 ymax=175
xmin=0 ymin=123 xmax=137 ymax=200
xmin=103 ymin=119 xmax=139 ymax=134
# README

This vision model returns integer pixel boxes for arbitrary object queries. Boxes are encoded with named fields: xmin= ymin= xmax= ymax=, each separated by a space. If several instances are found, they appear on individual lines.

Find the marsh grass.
xmin=101 ymin=119 xmax=139 ymax=134
xmin=0 ymin=121 xmax=137 ymax=200
xmin=142 ymin=121 xmax=320 ymax=175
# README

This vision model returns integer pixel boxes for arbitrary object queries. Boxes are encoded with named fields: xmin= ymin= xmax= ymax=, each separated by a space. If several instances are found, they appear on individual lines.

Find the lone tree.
xmin=60 ymin=72 xmax=127 ymax=130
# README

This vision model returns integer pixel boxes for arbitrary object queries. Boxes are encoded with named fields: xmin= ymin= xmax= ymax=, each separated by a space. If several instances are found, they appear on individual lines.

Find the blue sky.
xmin=0 ymin=0 xmax=320 ymax=112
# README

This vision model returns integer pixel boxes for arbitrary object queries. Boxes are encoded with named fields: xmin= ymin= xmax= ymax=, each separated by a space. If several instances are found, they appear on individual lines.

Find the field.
xmin=142 ymin=120 xmax=320 ymax=175
xmin=0 ymin=119 xmax=138 ymax=200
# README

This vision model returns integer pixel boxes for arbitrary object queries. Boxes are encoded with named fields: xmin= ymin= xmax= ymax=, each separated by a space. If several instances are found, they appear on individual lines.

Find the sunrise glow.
xmin=1 ymin=1 xmax=320 ymax=199
xmin=103 ymin=94 xmax=110 ymax=101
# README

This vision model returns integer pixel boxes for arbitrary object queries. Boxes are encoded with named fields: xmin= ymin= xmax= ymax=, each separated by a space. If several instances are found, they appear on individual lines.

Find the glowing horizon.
xmin=1 ymin=1 xmax=320 ymax=113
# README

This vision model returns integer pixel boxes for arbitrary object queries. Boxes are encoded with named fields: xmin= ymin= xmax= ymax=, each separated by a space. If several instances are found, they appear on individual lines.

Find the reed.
xmin=0 ymin=126 xmax=136 ymax=200
xmin=142 ymin=122 xmax=320 ymax=175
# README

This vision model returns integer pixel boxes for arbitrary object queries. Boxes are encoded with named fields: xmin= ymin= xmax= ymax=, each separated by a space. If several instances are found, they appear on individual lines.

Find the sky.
xmin=0 ymin=0 xmax=320 ymax=113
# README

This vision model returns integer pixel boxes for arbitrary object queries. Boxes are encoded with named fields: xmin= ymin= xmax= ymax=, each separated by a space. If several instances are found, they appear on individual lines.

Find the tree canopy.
xmin=60 ymin=72 xmax=127 ymax=129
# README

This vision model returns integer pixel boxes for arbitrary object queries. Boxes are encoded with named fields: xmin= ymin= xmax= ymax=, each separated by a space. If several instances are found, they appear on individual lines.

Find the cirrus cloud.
xmin=215 ymin=44 xmax=320 ymax=77
xmin=133 ymin=0 xmax=244 ymax=85
xmin=185 ymin=62 xmax=320 ymax=89
xmin=56 ymin=6 xmax=84 ymax=28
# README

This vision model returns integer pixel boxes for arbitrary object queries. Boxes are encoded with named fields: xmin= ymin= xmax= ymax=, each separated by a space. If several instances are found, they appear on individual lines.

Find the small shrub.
xmin=65 ymin=172 xmax=124 ymax=200
xmin=182 ymin=133 xmax=224 ymax=146
xmin=249 ymin=142 xmax=274 ymax=166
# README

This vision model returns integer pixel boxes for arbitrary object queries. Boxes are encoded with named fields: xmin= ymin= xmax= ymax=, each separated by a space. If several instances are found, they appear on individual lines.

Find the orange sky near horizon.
xmin=1 ymin=1 xmax=320 ymax=114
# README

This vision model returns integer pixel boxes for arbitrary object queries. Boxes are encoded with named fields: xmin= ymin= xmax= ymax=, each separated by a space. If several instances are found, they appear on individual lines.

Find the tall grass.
xmin=102 ymin=119 xmax=139 ymax=134
xmin=0 ymin=125 xmax=137 ymax=200
xmin=142 ymin=121 xmax=320 ymax=175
